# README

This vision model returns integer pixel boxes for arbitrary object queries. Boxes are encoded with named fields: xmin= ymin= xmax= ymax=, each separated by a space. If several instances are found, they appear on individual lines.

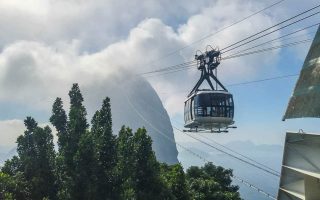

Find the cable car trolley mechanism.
xmin=184 ymin=46 xmax=236 ymax=133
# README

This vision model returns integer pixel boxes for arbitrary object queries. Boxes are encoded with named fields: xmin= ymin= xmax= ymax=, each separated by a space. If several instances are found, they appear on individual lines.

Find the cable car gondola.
xmin=184 ymin=47 xmax=236 ymax=133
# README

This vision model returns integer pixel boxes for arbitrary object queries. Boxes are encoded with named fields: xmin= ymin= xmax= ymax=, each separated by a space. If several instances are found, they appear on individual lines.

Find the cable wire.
xmin=146 ymin=0 xmax=286 ymax=65
xmin=227 ymin=74 xmax=299 ymax=87
xmin=138 ymin=60 xmax=196 ymax=75
xmin=222 ymin=38 xmax=312 ymax=60
xmin=141 ymin=23 xmax=317 ymax=77
xmin=142 ymin=37 xmax=311 ymax=77
xmin=143 ymin=64 xmax=197 ymax=77
xmin=220 ymin=4 xmax=320 ymax=52
xmin=157 ymin=73 xmax=298 ymax=94
xmin=221 ymin=10 xmax=320 ymax=54
xmin=224 ymin=22 xmax=319 ymax=57
xmin=176 ymin=128 xmax=280 ymax=177
xmin=139 ymin=4 xmax=318 ymax=78
xmin=169 ymin=118 xmax=280 ymax=175
xmin=198 ymin=134 xmax=280 ymax=174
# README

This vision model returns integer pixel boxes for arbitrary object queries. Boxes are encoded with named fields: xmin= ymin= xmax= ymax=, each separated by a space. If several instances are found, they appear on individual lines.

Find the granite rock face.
xmin=84 ymin=72 xmax=179 ymax=164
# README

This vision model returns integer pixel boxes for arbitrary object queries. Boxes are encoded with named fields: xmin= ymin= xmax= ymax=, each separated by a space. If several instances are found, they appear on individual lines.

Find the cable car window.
xmin=189 ymin=99 xmax=191 ymax=121
xmin=185 ymin=100 xmax=190 ymax=122
xmin=193 ymin=93 xmax=234 ymax=118
xmin=191 ymin=98 xmax=194 ymax=120
xmin=184 ymin=102 xmax=186 ymax=121
xmin=184 ymin=102 xmax=187 ymax=122
xmin=188 ymin=99 xmax=190 ymax=120
xmin=186 ymin=100 xmax=190 ymax=121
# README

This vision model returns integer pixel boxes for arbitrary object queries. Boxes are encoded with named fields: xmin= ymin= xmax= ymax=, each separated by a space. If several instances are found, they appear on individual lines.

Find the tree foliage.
xmin=2 ymin=117 xmax=57 ymax=200
xmin=91 ymin=97 xmax=118 ymax=199
xmin=1 ymin=83 xmax=241 ymax=200
xmin=0 ymin=172 xmax=30 ymax=200
xmin=161 ymin=163 xmax=189 ymax=200
xmin=186 ymin=163 xmax=241 ymax=200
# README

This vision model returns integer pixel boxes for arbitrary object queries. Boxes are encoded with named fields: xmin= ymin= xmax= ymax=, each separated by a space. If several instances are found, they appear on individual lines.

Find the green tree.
xmin=67 ymin=83 xmax=88 ymax=171
xmin=133 ymin=128 xmax=170 ymax=200
xmin=50 ymin=97 xmax=71 ymax=199
xmin=50 ymin=97 xmax=67 ymax=150
xmin=73 ymin=131 xmax=97 ymax=200
xmin=160 ymin=163 xmax=190 ymax=200
xmin=186 ymin=163 xmax=241 ymax=200
xmin=202 ymin=163 xmax=239 ymax=193
xmin=11 ymin=117 xmax=57 ymax=200
xmin=1 ymin=156 xmax=21 ymax=176
xmin=0 ymin=172 xmax=30 ymax=200
xmin=91 ymin=97 xmax=118 ymax=199
xmin=117 ymin=126 xmax=135 ymax=199
xmin=50 ymin=84 xmax=90 ymax=199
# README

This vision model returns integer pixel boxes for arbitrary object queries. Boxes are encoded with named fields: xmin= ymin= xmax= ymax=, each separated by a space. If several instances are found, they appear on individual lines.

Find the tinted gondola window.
xmin=191 ymin=98 xmax=194 ymax=120
xmin=194 ymin=93 xmax=234 ymax=118
xmin=185 ymin=100 xmax=188 ymax=122
xmin=184 ymin=99 xmax=193 ymax=122
xmin=184 ymin=101 xmax=188 ymax=122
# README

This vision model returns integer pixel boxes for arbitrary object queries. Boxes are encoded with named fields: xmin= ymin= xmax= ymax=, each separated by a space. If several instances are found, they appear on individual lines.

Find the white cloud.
xmin=0 ymin=0 xmax=306 ymax=117
xmin=0 ymin=17 xmax=186 ymax=111
xmin=0 ymin=119 xmax=58 ymax=147
xmin=0 ymin=0 xmax=316 ymax=147
xmin=0 ymin=120 xmax=24 ymax=146
xmin=0 ymin=0 xmax=210 ymax=52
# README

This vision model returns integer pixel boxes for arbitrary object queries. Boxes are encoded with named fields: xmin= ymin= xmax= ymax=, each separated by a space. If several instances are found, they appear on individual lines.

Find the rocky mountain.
xmin=83 ymin=72 xmax=179 ymax=164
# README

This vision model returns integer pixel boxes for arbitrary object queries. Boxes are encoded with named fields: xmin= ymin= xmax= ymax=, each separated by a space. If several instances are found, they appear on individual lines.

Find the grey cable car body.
xmin=184 ymin=47 xmax=236 ymax=132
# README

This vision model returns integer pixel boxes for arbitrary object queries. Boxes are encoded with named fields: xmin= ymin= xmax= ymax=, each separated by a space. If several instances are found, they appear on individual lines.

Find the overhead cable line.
xmin=168 ymin=117 xmax=280 ymax=175
xmin=139 ymin=62 xmax=196 ymax=76
xmin=143 ymin=64 xmax=197 ymax=78
xmin=123 ymin=89 xmax=277 ymax=199
xmin=140 ymin=14 xmax=318 ymax=77
xmin=140 ymin=24 xmax=317 ymax=76
xmin=146 ymin=0 xmax=286 ymax=65
xmin=142 ymin=38 xmax=311 ymax=77
xmin=224 ymin=22 xmax=319 ymax=57
xmin=198 ymin=134 xmax=280 ymax=174
xmin=227 ymin=74 xmax=298 ymax=87
xmin=138 ymin=60 xmax=196 ymax=75
xmin=177 ymin=39 xmax=313 ymax=74
xmin=220 ymin=4 xmax=320 ymax=52
xmin=157 ymin=73 xmax=298 ymax=94
xmin=222 ymin=38 xmax=312 ymax=60
xmin=173 ymin=127 xmax=280 ymax=177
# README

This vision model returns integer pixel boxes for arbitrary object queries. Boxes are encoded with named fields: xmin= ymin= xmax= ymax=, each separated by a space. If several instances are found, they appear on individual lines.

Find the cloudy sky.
xmin=0 ymin=0 xmax=320 ymax=148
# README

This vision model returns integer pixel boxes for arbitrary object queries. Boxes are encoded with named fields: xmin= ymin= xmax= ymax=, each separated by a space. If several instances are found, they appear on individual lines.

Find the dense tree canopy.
xmin=1 ymin=84 xmax=241 ymax=200
xmin=186 ymin=163 xmax=241 ymax=200
xmin=2 ymin=117 xmax=56 ymax=200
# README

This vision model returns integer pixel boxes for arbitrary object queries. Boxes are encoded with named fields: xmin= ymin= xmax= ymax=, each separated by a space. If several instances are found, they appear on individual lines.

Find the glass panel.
xmin=186 ymin=101 xmax=188 ymax=120
xmin=191 ymin=98 xmax=194 ymax=120
xmin=184 ymin=102 xmax=187 ymax=122
xmin=193 ymin=93 xmax=234 ymax=118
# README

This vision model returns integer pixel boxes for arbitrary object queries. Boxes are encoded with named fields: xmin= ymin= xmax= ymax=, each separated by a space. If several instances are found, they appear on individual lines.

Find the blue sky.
xmin=0 ymin=0 xmax=320 ymax=147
